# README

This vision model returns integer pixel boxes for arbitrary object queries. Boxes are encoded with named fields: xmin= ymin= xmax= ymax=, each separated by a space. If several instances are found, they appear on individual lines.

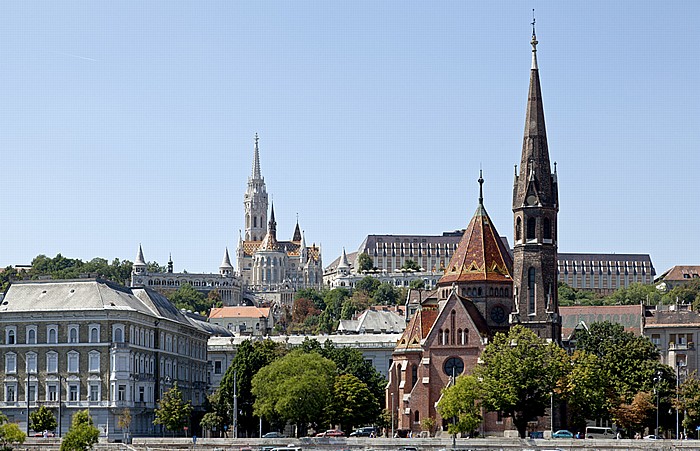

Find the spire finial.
xmin=478 ymin=169 xmax=484 ymax=206
xmin=252 ymin=133 xmax=262 ymax=179
xmin=530 ymin=10 xmax=539 ymax=70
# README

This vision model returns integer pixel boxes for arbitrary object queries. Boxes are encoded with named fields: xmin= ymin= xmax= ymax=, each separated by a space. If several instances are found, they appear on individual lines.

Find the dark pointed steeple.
xmin=510 ymin=21 xmax=561 ymax=343
xmin=292 ymin=214 xmax=302 ymax=242
xmin=251 ymin=133 xmax=262 ymax=180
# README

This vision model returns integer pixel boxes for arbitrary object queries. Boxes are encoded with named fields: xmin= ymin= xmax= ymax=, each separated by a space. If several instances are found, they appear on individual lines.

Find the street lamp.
xmin=390 ymin=393 xmax=394 ymax=439
xmin=653 ymin=370 xmax=663 ymax=437
xmin=677 ymin=361 xmax=687 ymax=440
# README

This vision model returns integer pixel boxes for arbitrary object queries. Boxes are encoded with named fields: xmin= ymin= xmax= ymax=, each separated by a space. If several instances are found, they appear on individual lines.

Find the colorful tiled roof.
xmin=438 ymin=202 xmax=513 ymax=285
xmin=395 ymin=306 xmax=439 ymax=351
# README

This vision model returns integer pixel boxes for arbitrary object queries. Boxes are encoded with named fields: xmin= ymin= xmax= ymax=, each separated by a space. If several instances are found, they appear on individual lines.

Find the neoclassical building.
xmin=0 ymin=278 xmax=211 ymax=439
xmin=236 ymin=135 xmax=323 ymax=301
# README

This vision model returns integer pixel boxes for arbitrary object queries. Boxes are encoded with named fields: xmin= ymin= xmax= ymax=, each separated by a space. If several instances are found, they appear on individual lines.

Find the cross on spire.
xmin=531 ymin=9 xmax=539 ymax=70
xmin=478 ymin=169 xmax=484 ymax=206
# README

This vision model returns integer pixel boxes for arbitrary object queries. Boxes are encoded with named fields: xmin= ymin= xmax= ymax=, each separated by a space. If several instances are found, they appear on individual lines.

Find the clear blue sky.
xmin=0 ymin=1 xmax=698 ymax=277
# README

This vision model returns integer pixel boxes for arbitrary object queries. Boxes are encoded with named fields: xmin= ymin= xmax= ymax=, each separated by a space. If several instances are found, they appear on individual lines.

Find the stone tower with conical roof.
xmin=437 ymin=172 xmax=513 ymax=333
xmin=510 ymin=24 xmax=561 ymax=342
xmin=244 ymin=133 xmax=269 ymax=241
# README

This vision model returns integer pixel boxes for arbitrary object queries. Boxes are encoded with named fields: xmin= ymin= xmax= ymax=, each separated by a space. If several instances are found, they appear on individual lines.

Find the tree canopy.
xmin=252 ymin=351 xmax=336 ymax=437
xmin=154 ymin=383 xmax=193 ymax=435
xmin=29 ymin=405 xmax=57 ymax=433
xmin=476 ymin=325 xmax=567 ymax=438
xmin=436 ymin=374 xmax=483 ymax=436
xmin=357 ymin=253 xmax=373 ymax=272
xmin=326 ymin=374 xmax=379 ymax=433
xmin=59 ymin=410 xmax=99 ymax=451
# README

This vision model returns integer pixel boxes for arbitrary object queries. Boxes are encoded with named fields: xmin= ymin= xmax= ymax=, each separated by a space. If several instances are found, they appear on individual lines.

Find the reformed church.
xmin=386 ymin=26 xmax=562 ymax=436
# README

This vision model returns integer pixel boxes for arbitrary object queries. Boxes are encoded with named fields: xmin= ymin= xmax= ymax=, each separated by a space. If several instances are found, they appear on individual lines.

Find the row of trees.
xmin=558 ymin=280 xmax=700 ymax=308
xmin=205 ymin=338 xmax=386 ymax=437
xmin=436 ymin=322 xmax=687 ymax=438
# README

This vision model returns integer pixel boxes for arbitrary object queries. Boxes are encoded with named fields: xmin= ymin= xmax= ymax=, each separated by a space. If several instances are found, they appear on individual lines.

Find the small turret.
xmin=338 ymin=248 xmax=350 ymax=276
xmin=133 ymin=244 xmax=147 ymax=274
xmin=220 ymin=248 xmax=234 ymax=277
xmin=167 ymin=253 xmax=173 ymax=273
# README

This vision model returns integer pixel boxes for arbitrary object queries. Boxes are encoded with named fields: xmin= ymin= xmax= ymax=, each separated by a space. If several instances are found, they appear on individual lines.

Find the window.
xmin=543 ymin=217 xmax=551 ymax=240
xmin=5 ymin=384 xmax=16 ymax=403
xmin=113 ymin=326 xmax=124 ymax=343
xmin=69 ymin=325 xmax=79 ymax=343
xmin=411 ymin=365 xmax=418 ymax=389
xmin=69 ymin=384 xmax=79 ymax=402
xmin=47 ymin=352 xmax=58 ymax=373
xmin=47 ymin=326 xmax=58 ymax=344
xmin=214 ymin=361 xmax=222 ymax=375
xmin=90 ymin=326 xmax=99 ymax=343
xmin=47 ymin=384 xmax=58 ymax=402
xmin=26 ymin=326 xmax=37 ymax=344
xmin=68 ymin=351 xmax=79 ymax=373
xmin=516 ymin=217 xmax=522 ymax=241
xmin=6 ymin=327 xmax=16 ymax=345
xmin=528 ymin=267 xmax=536 ymax=314
xmin=651 ymin=334 xmax=661 ymax=346
xmin=26 ymin=352 xmax=37 ymax=373
xmin=527 ymin=217 xmax=536 ymax=240
xmin=139 ymin=386 xmax=145 ymax=402
xmin=89 ymin=351 xmax=100 ymax=372
xmin=5 ymin=353 xmax=16 ymax=373
xmin=28 ymin=384 xmax=37 ymax=403
xmin=89 ymin=383 xmax=100 ymax=402
xmin=414 ymin=410 xmax=420 ymax=423
xmin=118 ymin=385 xmax=126 ymax=401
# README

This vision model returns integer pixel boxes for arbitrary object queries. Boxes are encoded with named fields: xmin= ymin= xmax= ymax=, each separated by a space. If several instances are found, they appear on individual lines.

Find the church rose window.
xmin=443 ymin=357 xmax=464 ymax=376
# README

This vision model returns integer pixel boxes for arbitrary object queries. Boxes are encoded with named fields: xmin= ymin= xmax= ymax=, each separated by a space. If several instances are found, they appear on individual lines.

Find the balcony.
xmin=669 ymin=342 xmax=695 ymax=351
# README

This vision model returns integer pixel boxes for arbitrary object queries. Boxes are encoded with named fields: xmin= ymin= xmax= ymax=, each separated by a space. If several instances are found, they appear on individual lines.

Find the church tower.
xmin=244 ymin=133 xmax=268 ymax=241
xmin=510 ymin=24 xmax=561 ymax=342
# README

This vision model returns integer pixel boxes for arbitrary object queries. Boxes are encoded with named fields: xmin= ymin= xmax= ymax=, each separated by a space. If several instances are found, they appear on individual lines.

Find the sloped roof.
xmin=337 ymin=308 xmax=406 ymax=334
xmin=659 ymin=265 xmax=700 ymax=282
xmin=241 ymin=240 xmax=321 ymax=262
xmin=209 ymin=306 xmax=271 ymax=320
xmin=559 ymin=304 xmax=644 ymax=338
xmin=438 ymin=202 xmax=513 ymax=285
xmin=394 ymin=306 xmax=439 ymax=351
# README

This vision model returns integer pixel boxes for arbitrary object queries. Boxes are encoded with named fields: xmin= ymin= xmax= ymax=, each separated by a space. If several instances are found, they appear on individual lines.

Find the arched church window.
xmin=414 ymin=410 xmax=420 ymax=423
xmin=411 ymin=365 xmax=418 ymax=389
xmin=253 ymin=216 xmax=257 ymax=228
xmin=528 ymin=267 xmax=536 ymax=313
xmin=516 ymin=217 xmax=522 ymax=241
xmin=543 ymin=217 xmax=552 ymax=240
xmin=478 ymin=287 xmax=482 ymax=296
xmin=527 ymin=217 xmax=536 ymax=240
xmin=438 ymin=329 xmax=443 ymax=345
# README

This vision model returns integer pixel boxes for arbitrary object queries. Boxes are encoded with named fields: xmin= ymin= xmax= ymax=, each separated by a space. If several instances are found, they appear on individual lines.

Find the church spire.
xmin=531 ymin=10 xmax=538 ymax=70
xmin=292 ymin=213 xmax=302 ymax=242
xmin=478 ymin=170 xmax=484 ymax=206
xmin=251 ymin=133 xmax=262 ymax=180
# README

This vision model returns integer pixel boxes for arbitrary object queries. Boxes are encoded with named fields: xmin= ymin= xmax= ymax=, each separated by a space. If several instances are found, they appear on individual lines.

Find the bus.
xmin=585 ymin=426 xmax=614 ymax=439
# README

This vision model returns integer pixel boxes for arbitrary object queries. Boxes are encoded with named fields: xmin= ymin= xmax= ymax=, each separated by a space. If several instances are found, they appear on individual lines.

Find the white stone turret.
xmin=133 ymin=245 xmax=147 ymax=275
xmin=220 ymin=248 xmax=234 ymax=277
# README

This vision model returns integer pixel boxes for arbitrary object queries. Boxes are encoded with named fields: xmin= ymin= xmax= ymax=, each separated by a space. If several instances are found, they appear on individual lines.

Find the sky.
xmin=0 ymin=1 xmax=698 ymax=277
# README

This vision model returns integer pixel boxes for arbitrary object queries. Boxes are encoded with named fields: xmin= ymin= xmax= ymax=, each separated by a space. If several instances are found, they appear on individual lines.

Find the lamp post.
xmin=653 ymin=370 xmax=662 ymax=437
xmin=677 ymin=361 xmax=687 ymax=440
xmin=390 ymin=393 xmax=394 ymax=439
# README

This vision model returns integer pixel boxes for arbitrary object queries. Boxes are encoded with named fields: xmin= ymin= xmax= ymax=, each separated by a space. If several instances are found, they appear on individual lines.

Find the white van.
xmin=585 ymin=426 xmax=614 ymax=439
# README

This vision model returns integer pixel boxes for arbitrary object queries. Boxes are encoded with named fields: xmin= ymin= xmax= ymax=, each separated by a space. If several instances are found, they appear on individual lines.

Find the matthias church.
xmin=130 ymin=134 xmax=323 ymax=305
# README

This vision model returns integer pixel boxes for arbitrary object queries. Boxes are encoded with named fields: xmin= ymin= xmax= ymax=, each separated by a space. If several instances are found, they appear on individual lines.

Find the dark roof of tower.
xmin=292 ymin=219 xmax=302 ymax=242
xmin=438 ymin=179 xmax=513 ymax=285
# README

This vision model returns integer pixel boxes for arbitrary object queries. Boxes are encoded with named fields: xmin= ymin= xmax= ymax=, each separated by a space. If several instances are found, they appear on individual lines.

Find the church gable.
xmin=424 ymin=292 xmax=488 ymax=348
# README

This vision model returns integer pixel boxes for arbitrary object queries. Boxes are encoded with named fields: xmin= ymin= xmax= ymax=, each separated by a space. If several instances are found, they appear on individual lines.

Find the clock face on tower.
xmin=443 ymin=357 xmax=464 ymax=377
xmin=526 ymin=194 xmax=537 ymax=205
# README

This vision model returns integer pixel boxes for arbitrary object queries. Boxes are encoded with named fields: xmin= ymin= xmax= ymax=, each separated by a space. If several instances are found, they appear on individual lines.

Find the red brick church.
xmin=386 ymin=25 xmax=561 ymax=437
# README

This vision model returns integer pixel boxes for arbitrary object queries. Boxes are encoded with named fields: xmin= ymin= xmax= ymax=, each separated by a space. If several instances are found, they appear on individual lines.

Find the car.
xmin=316 ymin=429 xmax=344 ymax=437
xmin=350 ymin=427 xmax=377 ymax=437
xmin=644 ymin=435 xmax=662 ymax=440
xmin=34 ymin=431 xmax=55 ymax=437
xmin=552 ymin=430 xmax=574 ymax=439
xmin=263 ymin=432 xmax=287 ymax=438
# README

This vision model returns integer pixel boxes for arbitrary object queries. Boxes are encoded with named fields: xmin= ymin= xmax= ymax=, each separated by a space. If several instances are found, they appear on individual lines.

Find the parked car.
xmin=316 ymin=429 xmax=344 ymax=437
xmin=644 ymin=435 xmax=662 ymax=440
xmin=262 ymin=432 xmax=286 ymax=438
xmin=552 ymin=430 xmax=574 ymax=439
xmin=350 ymin=427 xmax=377 ymax=437
xmin=34 ymin=431 xmax=55 ymax=437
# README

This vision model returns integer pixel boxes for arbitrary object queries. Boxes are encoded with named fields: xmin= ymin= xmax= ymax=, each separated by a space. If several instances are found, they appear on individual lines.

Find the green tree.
xmin=357 ymin=253 xmax=373 ymax=272
xmin=166 ymin=283 xmax=208 ymax=315
xmin=207 ymin=288 xmax=223 ymax=308
xmin=669 ymin=279 xmax=700 ymax=307
xmin=294 ymin=288 xmax=326 ymax=311
xmin=409 ymin=279 xmax=426 ymax=290
xmin=116 ymin=408 xmax=131 ymax=438
xmin=401 ymin=260 xmax=421 ymax=271
xmin=354 ymin=276 xmax=380 ymax=297
xmin=436 ymin=374 xmax=483 ymax=436
xmin=677 ymin=372 xmax=700 ymax=434
xmin=373 ymin=282 xmax=400 ymax=305
xmin=291 ymin=297 xmax=320 ymax=325
xmin=252 ymin=351 xmax=336 ymax=437
xmin=557 ymin=282 xmax=598 ymax=306
xmin=326 ymin=374 xmax=379 ymax=433
xmin=219 ymin=339 xmax=286 ymax=437
xmin=154 ymin=383 xmax=193 ymax=435
xmin=560 ymin=350 xmax=607 ymax=432
xmin=574 ymin=321 xmax=670 ymax=404
xmin=604 ymin=283 xmax=662 ymax=306
xmin=476 ymin=326 xmax=567 ymax=438
xmin=29 ymin=405 xmax=57 ymax=434
xmin=60 ymin=410 xmax=99 ymax=451
xmin=323 ymin=288 xmax=351 ymax=319
xmin=0 ymin=422 xmax=26 ymax=450
xmin=200 ymin=412 xmax=223 ymax=437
